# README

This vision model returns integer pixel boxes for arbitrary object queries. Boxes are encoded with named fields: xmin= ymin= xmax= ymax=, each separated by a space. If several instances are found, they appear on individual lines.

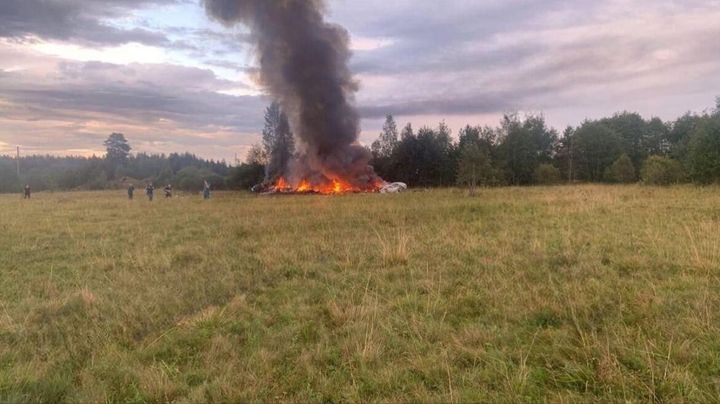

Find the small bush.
xmin=228 ymin=163 xmax=265 ymax=190
xmin=641 ymin=155 xmax=684 ymax=185
xmin=609 ymin=154 xmax=636 ymax=183
xmin=534 ymin=164 xmax=561 ymax=185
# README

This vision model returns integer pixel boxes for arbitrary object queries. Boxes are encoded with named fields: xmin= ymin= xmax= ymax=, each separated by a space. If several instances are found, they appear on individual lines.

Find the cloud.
xmin=0 ymin=55 xmax=263 ymax=126
xmin=0 ymin=0 xmax=179 ymax=46
xmin=340 ymin=0 xmax=720 ymax=121
xmin=0 ymin=45 xmax=267 ymax=159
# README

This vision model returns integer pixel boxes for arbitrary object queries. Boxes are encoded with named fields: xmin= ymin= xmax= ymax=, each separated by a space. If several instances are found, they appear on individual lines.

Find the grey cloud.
xmin=358 ymin=82 xmax=564 ymax=119
xmin=343 ymin=0 xmax=602 ymax=78
xmin=54 ymin=61 xmax=250 ymax=92
xmin=0 ymin=60 xmax=266 ymax=132
xmin=162 ymin=28 xmax=252 ymax=53
xmin=342 ymin=0 xmax=720 ymax=120
xmin=0 ymin=0 xmax=179 ymax=46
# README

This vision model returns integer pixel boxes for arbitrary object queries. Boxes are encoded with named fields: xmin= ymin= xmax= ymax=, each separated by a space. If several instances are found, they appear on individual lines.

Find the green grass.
xmin=1 ymin=185 xmax=719 ymax=402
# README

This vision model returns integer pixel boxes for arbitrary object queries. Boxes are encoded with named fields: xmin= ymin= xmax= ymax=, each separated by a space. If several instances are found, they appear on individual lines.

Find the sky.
xmin=0 ymin=0 xmax=719 ymax=162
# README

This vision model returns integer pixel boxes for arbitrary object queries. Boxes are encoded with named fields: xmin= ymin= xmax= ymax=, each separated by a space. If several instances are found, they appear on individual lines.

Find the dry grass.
xmin=0 ymin=185 xmax=719 ymax=402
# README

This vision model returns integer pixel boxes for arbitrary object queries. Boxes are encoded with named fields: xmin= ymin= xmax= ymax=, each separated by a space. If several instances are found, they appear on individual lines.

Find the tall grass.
xmin=0 ymin=185 xmax=719 ymax=402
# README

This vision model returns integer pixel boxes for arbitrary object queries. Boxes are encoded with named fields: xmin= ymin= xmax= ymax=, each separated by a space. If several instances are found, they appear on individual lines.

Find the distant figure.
xmin=203 ymin=180 xmax=211 ymax=200
xmin=23 ymin=184 xmax=31 ymax=199
xmin=164 ymin=184 xmax=173 ymax=198
xmin=146 ymin=183 xmax=155 ymax=201
xmin=128 ymin=184 xmax=135 ymax=200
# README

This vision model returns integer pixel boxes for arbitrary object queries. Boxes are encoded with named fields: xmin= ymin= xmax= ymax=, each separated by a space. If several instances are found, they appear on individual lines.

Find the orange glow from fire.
xmin=275 ymin=177 xmax=290 ymax=190
xmin=270 ymin=176 xmax=382 ymax=194
xmin=296 ymin=179 xmax=311 ymax=192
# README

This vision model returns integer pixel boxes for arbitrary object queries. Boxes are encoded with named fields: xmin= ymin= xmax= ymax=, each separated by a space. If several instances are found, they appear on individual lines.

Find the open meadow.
xmin=1 ymin=185 xmax=719 ymax=402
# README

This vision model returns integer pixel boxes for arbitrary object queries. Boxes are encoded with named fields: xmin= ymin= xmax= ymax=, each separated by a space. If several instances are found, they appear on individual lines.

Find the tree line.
xmin=3 ymin=98 xmax=719 ymax=194
xmin=235 ymin=98 xmax=720 ymax=190
xmin=0 ymin=133 xmax=231 ymax=193
xmin=370 ymin=98 xmax=720 ymax=190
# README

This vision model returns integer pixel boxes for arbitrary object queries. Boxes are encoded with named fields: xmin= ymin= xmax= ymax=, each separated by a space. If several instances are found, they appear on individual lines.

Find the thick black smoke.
xmin=204 ymin=0 xmax=383 ymax=189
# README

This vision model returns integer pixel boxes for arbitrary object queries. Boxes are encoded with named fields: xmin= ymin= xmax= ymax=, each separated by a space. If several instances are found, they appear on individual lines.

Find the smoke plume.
xmin=204 ymin=0 xmax=382 ymax=189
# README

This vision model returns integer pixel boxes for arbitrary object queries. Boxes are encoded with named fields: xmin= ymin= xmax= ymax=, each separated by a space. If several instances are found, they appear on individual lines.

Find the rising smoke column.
xmin=204 ymin=0 xmax=382 ymax=188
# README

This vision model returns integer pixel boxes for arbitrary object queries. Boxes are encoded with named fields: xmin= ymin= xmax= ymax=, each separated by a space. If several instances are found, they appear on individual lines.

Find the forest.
xmin=242 ymin=98 xmax=720 ymax=189
xmin=1 ymin=98 xmax=718 ymax=193
xmin=0 ymin=135 xmax=231 ymax=193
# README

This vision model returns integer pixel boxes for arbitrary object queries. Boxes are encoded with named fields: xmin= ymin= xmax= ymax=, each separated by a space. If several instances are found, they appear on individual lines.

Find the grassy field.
xmin=0 ymin=185 xmax=719 ymax=402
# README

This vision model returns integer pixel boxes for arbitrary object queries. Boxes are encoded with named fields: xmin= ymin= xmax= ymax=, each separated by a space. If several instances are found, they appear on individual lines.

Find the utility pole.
xmin=16 ymin=146 xmax=21 ymax=178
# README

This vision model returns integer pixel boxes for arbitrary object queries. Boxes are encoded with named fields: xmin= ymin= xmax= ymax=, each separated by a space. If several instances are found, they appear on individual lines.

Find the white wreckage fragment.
xmin=380 ymin=182 xmax=408 ymax=193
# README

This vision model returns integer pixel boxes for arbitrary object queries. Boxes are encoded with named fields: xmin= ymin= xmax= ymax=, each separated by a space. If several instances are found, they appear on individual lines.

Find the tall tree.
xmin=435 ymin=121 xmax=458 ymax=185
xmin=371 ymin=115 xmax=400 ymax=179
xmin=400 ymin=123 xmax=414 ymax=140
xmin=389 ymin=123 xmax=456 ymax=187
xmin=497 ymin=114 xmax=556 ymax=185
xmin=372 ymin=114 xmax=399 ymax=159
xmin=573 ymin=121 xmax=622 ymax=182
xmin=668 ymin=113 xmax=702 ymax=162
xmin=687 ymin=113 xmax=720 ymax=184
xmin=600 ymin=112 xmax=668 ymax=170
xmin=104 ymin=133 xmax=131 ymax=164
xmin=262 ymin=102 xmax=295 ymax=182
xmin=645 ymin=117 xmax=670 ymax=156
xmin=456 ymin=143 xmax=494 ymax=194
xmin=246 ymin=143 xmax=268 ymax=166
xmin=104 ymin=133 xmax=131 ymax=179
xmin=457 ymin=125 xmax=480 ymax=153
xmin=554 ymin=126 xmax=576 ymax=181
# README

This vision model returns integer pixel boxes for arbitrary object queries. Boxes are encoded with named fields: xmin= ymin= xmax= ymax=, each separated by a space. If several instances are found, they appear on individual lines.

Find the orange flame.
xmin=296 ymin=179 xmax=311 ymax=192
xmin=275 ymin=177 xmax=290 ymax=190
xmin=270 ymin=176 xmax=381 ymax=194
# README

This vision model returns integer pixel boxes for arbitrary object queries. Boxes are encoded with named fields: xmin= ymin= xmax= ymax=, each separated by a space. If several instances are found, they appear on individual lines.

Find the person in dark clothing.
xmin=164 ymin=184 xmax=173 ymax=198
xmin=202 ymin=180 xmax=211 ymax=200
xmin=146 ymin=183 xmax=154 ymax=201
xmin=128 ymin=184 xmax=135 ymax=200
xmin=23 ymin=184 xmax=31 ymax=199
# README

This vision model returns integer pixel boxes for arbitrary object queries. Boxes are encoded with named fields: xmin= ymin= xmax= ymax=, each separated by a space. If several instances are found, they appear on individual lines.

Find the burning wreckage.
xmin=252 ymin=178 xmax=407 ymax=195
xmin=204 ymin=0 xmax=405 ymax=195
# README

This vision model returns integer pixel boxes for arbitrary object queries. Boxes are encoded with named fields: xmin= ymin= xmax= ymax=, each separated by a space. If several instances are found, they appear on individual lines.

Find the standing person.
xmin=23 ymin=184 xmax=31 ymax=199
xmin=203 ymin=179 xmax=211 ymax=200
xmin=128 ymin=184 xmax=135 ymax=200
xmin=164 ymin=184 xmax=173 ymax=198
xmin=145 ymin=183 xmax=154 ymax=201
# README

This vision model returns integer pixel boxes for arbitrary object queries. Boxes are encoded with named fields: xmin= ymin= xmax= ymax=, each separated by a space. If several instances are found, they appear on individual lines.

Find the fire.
xmin=275 ymin=177 xmax=290 ymax=190
xmin=269 ymin=176 xmax=382 ymax=194
xmin=333 ymin=179 xmax=343 ymax=193
xmin=296 ymin=179 xmax=311 ymax=192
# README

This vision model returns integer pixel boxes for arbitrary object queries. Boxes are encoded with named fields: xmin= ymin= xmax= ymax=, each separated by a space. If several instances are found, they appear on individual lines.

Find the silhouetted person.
xmin=146 ymin=183 xmax=155 ymax=201
xmin=164 ymin=184 xmax=173 ymax=198
xmin=23 ymin=184 xmax=31 ymax=199
xmin=203 ymin=180 xmax=211 ymax=200
xmin=128 ymin=184 xmax=135 ymax=200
